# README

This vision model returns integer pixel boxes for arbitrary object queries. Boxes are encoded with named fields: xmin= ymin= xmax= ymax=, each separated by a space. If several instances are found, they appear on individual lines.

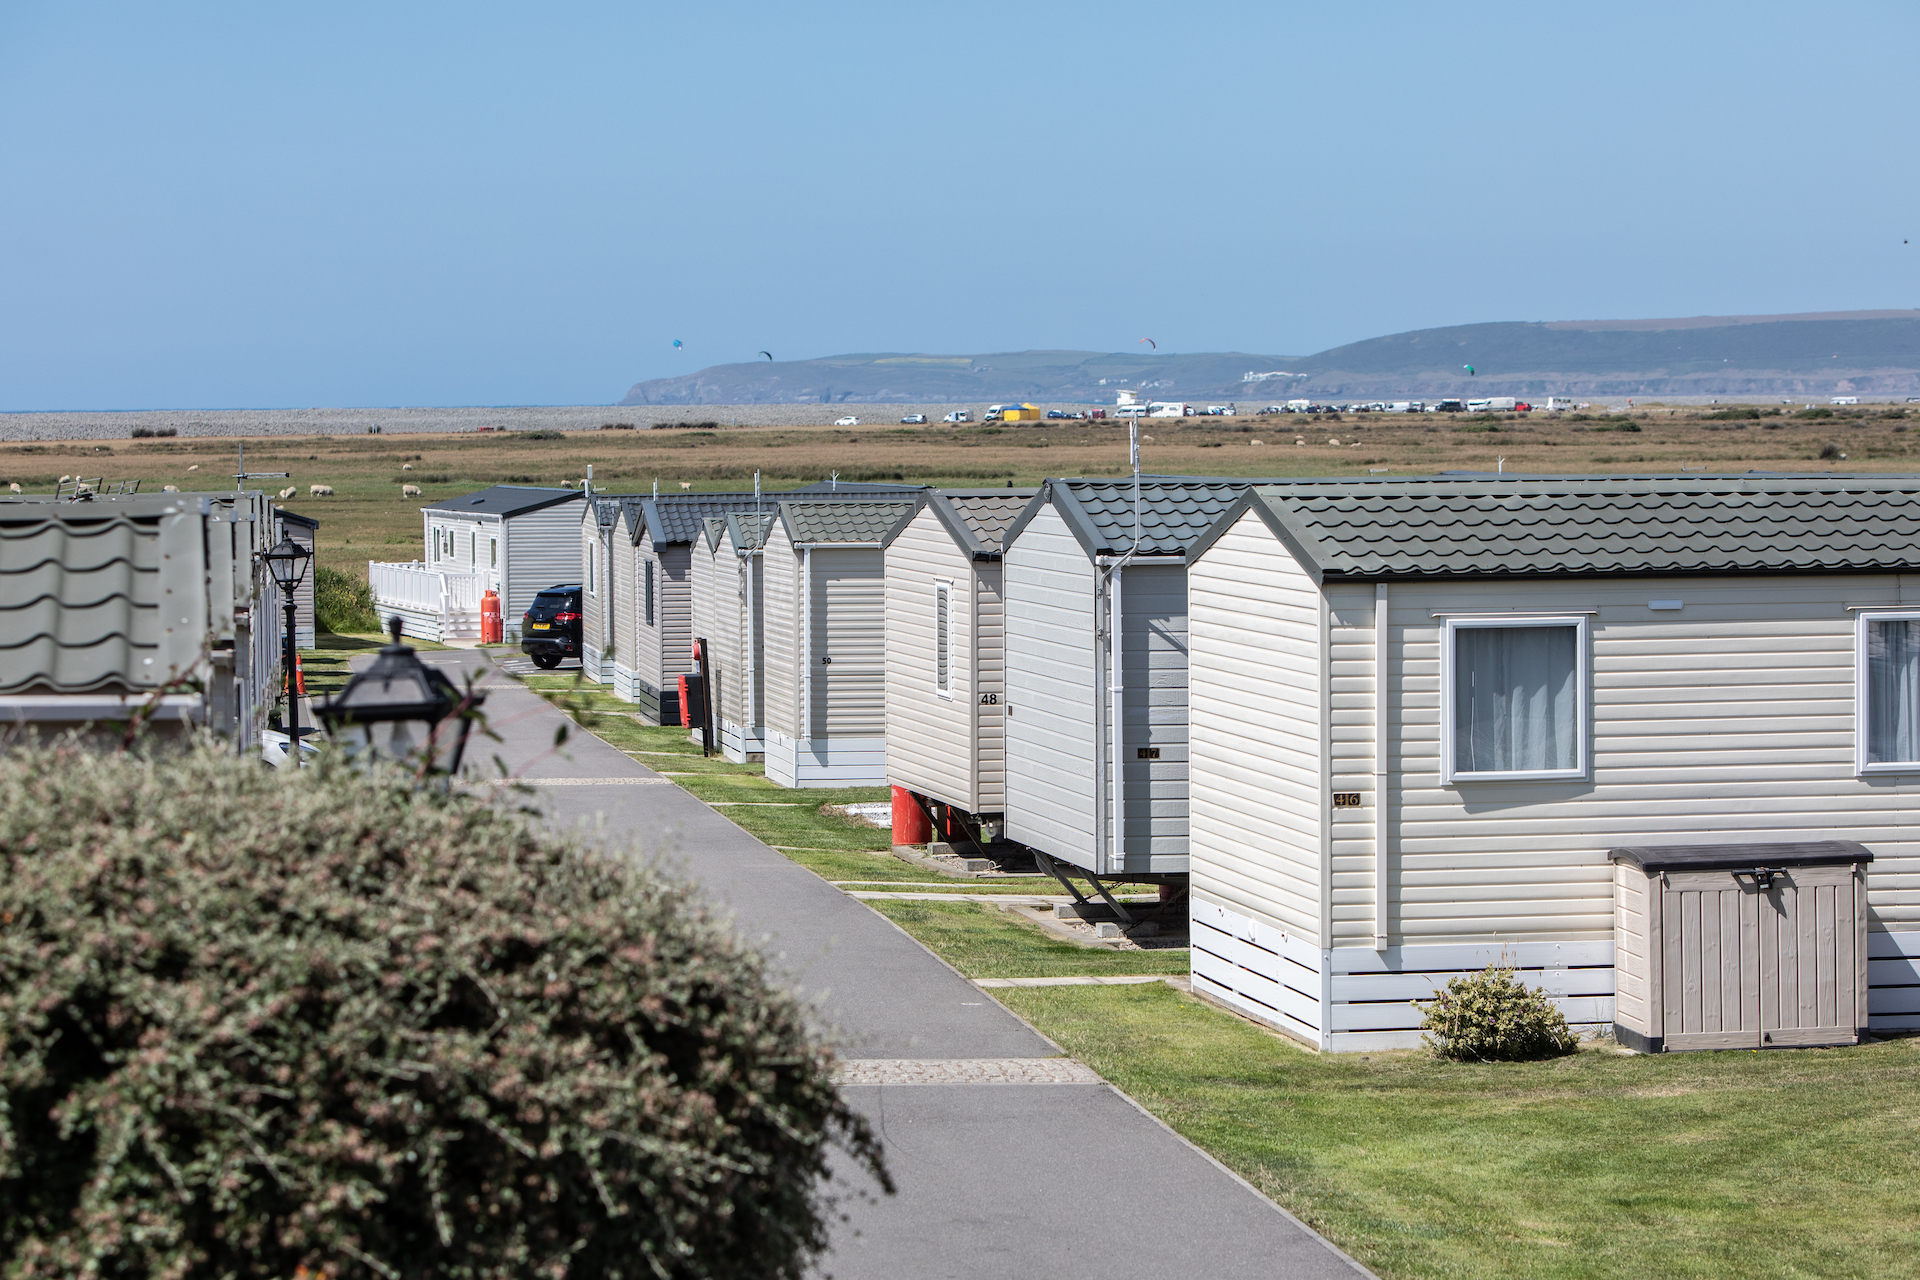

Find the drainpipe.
xmin=1096 ymin=419 xmax=1144 ymax=877
xmin=801 ymin=545 xmax=812 ymax=742
xmin=1374 ymin=581 xmax=1390 ymax=951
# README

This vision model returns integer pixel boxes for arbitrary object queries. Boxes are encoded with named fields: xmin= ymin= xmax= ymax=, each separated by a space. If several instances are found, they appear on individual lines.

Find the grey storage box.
xmin=1609 ymin=841 xmax=1871 ymax=1053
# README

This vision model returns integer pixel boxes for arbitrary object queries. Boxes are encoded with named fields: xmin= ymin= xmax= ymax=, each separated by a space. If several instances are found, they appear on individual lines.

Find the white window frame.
xmin=934 ymin=579 xmax=953 ymax=699
xmin=1440 ymin=614 xmax=1590 ymax=784
xmin=645 ymin=558 xmax=656 ymax=626
xmin=1855 ymin=610 xmax=1920 ymax=774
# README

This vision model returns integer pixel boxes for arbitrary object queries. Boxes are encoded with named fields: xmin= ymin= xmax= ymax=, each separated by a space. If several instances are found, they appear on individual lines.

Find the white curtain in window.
xmin=1868 ymin=620 xmax=1920 ymax=763
xmin=1455 ymin=625 xmax=1577 ymax=773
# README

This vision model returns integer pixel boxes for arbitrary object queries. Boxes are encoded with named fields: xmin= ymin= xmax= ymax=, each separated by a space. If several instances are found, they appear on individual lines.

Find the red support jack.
xmin=892 ymin=786 xmax=931 ymax=845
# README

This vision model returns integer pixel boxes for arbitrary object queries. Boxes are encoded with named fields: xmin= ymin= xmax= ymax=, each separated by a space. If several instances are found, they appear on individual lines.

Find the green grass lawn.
xmin=1000 ymin=982 xmax=1920 ymax=1280
xmin=517 ymin=675 xmax=1060 ymax=889
xmin=519 ymin=667 xmax=1920 ymax=1278
xmin=867 ymin=900 xmax=1190 ymax=979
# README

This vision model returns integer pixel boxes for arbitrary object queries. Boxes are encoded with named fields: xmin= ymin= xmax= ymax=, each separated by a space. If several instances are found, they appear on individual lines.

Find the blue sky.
xmin=2 ymin=1 xmax=1916 ymax=409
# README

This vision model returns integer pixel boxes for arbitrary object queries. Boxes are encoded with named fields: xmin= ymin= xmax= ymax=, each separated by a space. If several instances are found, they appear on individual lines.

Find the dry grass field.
xmin=5 ymin=404 xmax=1913 ymax=581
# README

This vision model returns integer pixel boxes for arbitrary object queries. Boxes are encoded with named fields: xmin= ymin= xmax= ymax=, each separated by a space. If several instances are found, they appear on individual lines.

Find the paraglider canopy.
xmin=759 ymin=350 xmax=773 ymax=360
xmin=1139 ymin=337 xmax=1157 ymax=350
xmin=1463 ymin=364 xmax=1475 ymax=376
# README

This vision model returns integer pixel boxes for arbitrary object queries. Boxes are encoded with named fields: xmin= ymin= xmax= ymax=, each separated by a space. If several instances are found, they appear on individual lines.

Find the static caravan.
xmin=884 ymin=488 xmax=1036 ymax=834
xmin=689 ymin=513 xmax=775 ymax=762
xmin=1001 ymin=479 xmax=1253 ymax=879
xmin=1183 ymin=474 xmax=1920 ymax=1052
xmin=580 ymin=496 xmax=645 ymax=684
xmin=375 ymin=486 xmax=583 ymax=643
xmin=760 ymin=498 xmax=918 ymax=788
xmin=603 ymin=484 xmax=924 ymax=723
xmin=0 ymin=490 xmax=287 ymax=751
xmin=275 ymin=507 xmax=319 ymax=648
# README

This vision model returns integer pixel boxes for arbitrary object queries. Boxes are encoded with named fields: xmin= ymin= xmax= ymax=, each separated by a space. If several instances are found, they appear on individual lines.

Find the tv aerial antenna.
xmin=233 ymin=441 xmax=290 ymax=492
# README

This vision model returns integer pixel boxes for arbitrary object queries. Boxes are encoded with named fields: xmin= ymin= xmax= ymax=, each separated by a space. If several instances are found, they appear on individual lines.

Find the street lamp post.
xmin=317 ymin=617 xmax=484 ymax=778
xmin=260 ymin=535 xmax=314 ymax=761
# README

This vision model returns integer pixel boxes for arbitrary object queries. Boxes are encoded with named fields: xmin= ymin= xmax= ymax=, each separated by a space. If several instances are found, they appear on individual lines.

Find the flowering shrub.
xmin=1416 ymin=964 xmax=1579 ymax=1062
xmin=0 ymin=745 xmax=883 ymax=1278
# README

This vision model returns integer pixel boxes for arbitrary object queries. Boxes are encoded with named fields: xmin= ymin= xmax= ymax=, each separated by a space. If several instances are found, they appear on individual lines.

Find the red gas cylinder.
xmin=480 ymin=589 xmax=503 ymax=644
xmin=892 ymin=786 xmax=931 ymax=845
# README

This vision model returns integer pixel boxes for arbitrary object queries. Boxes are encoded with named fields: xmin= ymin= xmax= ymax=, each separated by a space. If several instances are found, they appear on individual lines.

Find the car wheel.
xmin=532 ymin=653 xmax=561 ymax=670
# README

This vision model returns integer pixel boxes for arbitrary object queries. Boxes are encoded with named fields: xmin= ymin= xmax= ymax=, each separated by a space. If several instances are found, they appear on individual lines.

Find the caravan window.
xmin=490 ymin=537 xmax=498 ymax=568
xmin=934 ymin=581 xmax=952 ymax=697
xmin=586 ymin=542 xmax=595 ymax=595
xmin=1442 ymin=617 xmax=1587 ymax=782
xmin=1858 ymin=613 xmax=1920 ymax=771
xmin=645 ymin=559 xmax=655 ymax=626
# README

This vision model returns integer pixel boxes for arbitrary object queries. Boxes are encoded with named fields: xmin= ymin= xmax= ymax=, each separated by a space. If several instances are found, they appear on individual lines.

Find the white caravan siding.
xmin=813 ymin=547 xmax=886 ymax=736
xmin=609 ymin=516 xmax=638 ymax=687
xmin=1187 ymin=509 xmax=1327 ymax=1042
xmin=580 ymin=510 xmax=608 ymax=680
xmin=886 ymin=506 xmax=978 ymax=809
xmin=1004 ymin=505 xmax=1099 ymax=862
xmin=761 ymin=523 xmax=800 ymax=740
xmin=976 ymin=561 xmax=1007 ymax=809
xmin=1111 ymin=562 xmax=1190 ymax=871
xmin=501 ymin=501 xmax=584 ymax=636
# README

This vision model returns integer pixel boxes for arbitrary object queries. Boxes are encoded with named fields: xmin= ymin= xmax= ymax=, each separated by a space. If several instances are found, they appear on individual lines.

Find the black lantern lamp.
xmin=260 ymin=535 xmax=314 ymax=755
xmin=317 ymin=617 xmax=485 ymax=776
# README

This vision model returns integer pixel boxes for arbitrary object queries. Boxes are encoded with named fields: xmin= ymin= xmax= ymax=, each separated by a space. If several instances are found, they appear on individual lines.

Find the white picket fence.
xmin=368 ymin=562 xmax=491 ymax=643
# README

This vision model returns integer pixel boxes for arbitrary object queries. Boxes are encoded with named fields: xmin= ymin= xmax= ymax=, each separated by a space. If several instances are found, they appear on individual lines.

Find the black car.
xmin=521 ymin=584 xmax=583 ymax=669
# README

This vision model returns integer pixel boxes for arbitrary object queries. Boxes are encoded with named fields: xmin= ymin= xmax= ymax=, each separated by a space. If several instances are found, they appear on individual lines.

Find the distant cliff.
xmin=620 ymin=312 xmax=1920 ymax=404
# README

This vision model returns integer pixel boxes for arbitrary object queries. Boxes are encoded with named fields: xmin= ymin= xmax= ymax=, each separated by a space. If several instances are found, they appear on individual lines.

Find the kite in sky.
xmin=759 ymin=351 xmax=773 ymax=360
xmin=1463 ymin=364 xmax=1475 ymax=376
xmin=1139 ymin=337 xmax=1157 ymax=350
xmin=672 ymin=339 xmax=683 ymax=349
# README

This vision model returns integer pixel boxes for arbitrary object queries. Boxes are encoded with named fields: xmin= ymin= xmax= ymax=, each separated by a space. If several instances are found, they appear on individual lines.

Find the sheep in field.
xmin=309 ymin=484 xmax=334 ymax=497
xmin=401 ymin=484 xmax=421 ymax=497
xmin=162 ymin=484 xmax=180 ymax=492
xmin=7 ymin=483 xmax=19 ymax=494
xmin=187 ymin=464 xmax=199 ymax=472
xmin=279 ymin=486 xmax=297 ymax=500
xmin=402 ymin=463 xmax=413 ymax=471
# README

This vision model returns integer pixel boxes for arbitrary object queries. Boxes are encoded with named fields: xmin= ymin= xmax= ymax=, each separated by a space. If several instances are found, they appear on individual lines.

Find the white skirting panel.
xmin=1188 ymin=899 xmax=1325 ymax=1049
xmin=1869 ymin=931 xmax=1920 ymax=1031
xmin=717 ymin=717 xmax=764 ymax=765
xmin=764 ymin=730 xmax=887 ymax=789
xmin=1326 ymin=940 xmax=1616 ymax=1052
xmin=607 ymin=663 xmax=639 ymax=704
xmin=579 ymin=644 xmax=612 ymax=684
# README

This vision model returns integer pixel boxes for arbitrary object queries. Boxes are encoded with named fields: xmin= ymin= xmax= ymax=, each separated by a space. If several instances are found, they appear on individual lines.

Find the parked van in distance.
xmin=943 ymin=410 xmax=972 ymax=423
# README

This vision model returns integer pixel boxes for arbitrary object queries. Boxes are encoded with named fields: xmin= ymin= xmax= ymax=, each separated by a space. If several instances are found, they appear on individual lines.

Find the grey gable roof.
xmin=723 ymin=512 xmax=776 ymax=552
xmin=1215 ymin=474 xmax=1920 ymax=581
xmin=423 ymin=485 xmax=581 ymax=518
xmin=1004 ymin=477 xmax=1271 ymax=561
xmin=778 ymin=500 xmax=917 ymax=545
xmin=926 ymin=489 xmax=1038 ymax=558
xmin=636 ymin=481 xmax=926 ymax=546
xmin=0 ymin=495 xmax=222 ymax=695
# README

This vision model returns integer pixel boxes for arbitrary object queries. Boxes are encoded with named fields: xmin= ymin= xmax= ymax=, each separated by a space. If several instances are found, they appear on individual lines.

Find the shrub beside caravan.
xmin=883 ymin=488 xmax=1037 ymax=839
xmin=1000 ymin=479 xmax=1255 ymax=883
xmin=759 ymin=498 xmax=917 ymax=787
xmin=1182 ymin=474 xmax=1920 ymax=1052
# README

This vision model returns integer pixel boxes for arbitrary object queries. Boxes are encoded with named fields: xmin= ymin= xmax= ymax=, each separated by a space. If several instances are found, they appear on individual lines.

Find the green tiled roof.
xmin=778 ymin=500 xmax=917 ymax=545
xmin=1226 ymin=474 xmax=1920 ymax=581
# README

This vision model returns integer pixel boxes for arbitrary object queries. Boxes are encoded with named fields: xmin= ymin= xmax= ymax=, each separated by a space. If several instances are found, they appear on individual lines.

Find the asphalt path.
xmin=415 ymin=652 xmax=1373 ymax=1280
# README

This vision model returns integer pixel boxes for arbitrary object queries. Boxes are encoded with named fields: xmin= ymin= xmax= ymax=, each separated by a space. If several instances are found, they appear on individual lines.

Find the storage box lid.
xmin=1608 ymin=840 xmax=1873 ymax=872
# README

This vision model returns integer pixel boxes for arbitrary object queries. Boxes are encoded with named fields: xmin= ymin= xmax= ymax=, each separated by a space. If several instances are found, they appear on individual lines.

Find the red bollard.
xmin=892 ymin=786 xmax=931 ymax=845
